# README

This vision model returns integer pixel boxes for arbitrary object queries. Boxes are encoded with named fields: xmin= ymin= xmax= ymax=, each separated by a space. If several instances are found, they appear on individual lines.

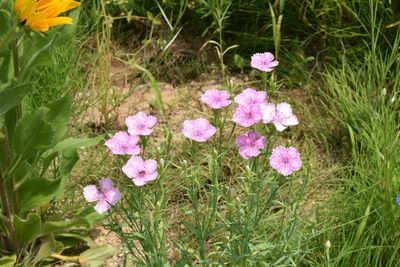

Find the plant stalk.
xmin=0 ymin=171 xmax=19 ymax=254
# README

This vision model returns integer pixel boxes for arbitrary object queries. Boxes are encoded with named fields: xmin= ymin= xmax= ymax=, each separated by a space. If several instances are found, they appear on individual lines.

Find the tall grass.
xmin=316 ymin=5 xmax=400 ymax=265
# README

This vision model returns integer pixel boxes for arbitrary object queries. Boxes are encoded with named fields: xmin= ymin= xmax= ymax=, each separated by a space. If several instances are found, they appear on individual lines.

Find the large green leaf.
xmin=52 ymin=136 xmax=103 ymax=153
xmin=13 ymin=107 xmax=55 ymax=160
xmin=45 ymin=93 xmax=71 ymax=143
xmin=41 ymin=136 xmax=103 ymax=179
xmin=41 ymin=218 xmax=90 ymax=236
xmin=17 ymin=178 xmax=61 ymax=214
xmin=19 ymin=34 xmax=56 ymax=81
xmin=33 ymin=234 xmax=56 ymax=264
xmin=14 ymin=213 xmax=42 ymax=244
xmin=54 ymin=149 xmax=78 ymax=199
xmin=0 ymin=255 xmax=16 ymax=267
xmin=0 ymin=83 xmax=31 ymax=115
xmin=55 ymin=232 xmax=94 ymax=248
xmin=80 ymin=246 xmax=115 ymax=267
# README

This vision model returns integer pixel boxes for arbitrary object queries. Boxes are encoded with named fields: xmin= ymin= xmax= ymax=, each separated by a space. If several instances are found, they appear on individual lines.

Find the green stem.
xmin=0 ymin=171 xmax=19 ymax=254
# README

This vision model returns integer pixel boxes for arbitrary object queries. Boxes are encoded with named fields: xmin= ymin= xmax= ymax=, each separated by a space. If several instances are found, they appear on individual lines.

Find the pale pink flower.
xmin=251 ymin=52 xmax=279 ymax=72
xmin=236 ymin=130 xmax=266 ymax=159
xmin=201 ymin=89 xmax=232 ymax=109
xmin=182 ymin=118 xmax=217 ymax=142
xmin=234 ymin=88 xmax=267 ymax=106
xmin=105 ymin=131 xmax=140 ymax=155
xmin=269 ymin=146 xmax=302 ymax=176
xmin=232 ymin=104 xmax=263 ymax=127
xmin=260 ymin=102 xmax=298 ymax=131
xmin=122 ymin=156 xmax=158 ymax=186
xmin=83 ymin=178 xmax=121 ymax=214
xmin=125 ymin=112 xmax=157 ymax=136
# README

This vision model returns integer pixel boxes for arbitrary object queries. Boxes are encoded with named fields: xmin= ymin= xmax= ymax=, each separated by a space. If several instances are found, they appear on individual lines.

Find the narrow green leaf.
xmin=14 ymin=213 xmax=42 ymax=244
xmin=182 ymin=221 xmax=200 ymax=238
xmin=0 ymin=83 xmax=31 ymax=115
xmin=17 ymin=178 xmax=61 ymax=214
xmin=0 ymin=255 xmax=16 ymax=267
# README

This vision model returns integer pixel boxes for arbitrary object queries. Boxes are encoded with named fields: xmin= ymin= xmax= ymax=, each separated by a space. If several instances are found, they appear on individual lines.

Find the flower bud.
xmin=325 ymin=240 xmax=331 ymax=249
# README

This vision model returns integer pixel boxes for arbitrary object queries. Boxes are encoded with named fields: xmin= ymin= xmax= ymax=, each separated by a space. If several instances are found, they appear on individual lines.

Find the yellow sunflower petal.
xmin=45 ymin=16 xmax=73 ymax=27
xmin=14 ymin=0 xmax=30 ymax=14
xmin=41 ymin=0 xmax=80 ymax=18
xmin=18 ymin=0 xmax=36 ymax=22
xmin=36 ymin=0 xmax=59 ymax=9
xmin=25 ymin=12 xmax=49 ymax=32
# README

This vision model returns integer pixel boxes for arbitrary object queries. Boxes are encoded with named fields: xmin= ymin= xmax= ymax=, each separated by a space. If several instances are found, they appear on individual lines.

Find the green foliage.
xmin=0 ymin=3 xmax=110 ymax=264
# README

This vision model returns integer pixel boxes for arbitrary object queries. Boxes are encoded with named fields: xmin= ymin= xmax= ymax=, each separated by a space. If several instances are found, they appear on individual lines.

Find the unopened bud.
xmin=160 ymin=158 xmax=164 ymax=167
xmin=325 ymin=240 xmax=331 ymax=249
xmin=382 ymin=88 xmax=387 ymax=96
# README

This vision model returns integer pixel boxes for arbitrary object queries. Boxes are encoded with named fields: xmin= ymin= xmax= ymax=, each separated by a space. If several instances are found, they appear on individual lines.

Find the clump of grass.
xmin=309 ymin=7 xmax=400 ymax=265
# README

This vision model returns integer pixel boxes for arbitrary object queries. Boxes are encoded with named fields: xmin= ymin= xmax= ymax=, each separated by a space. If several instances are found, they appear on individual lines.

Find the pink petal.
xmin=83 ymin=185 xmax=100 ymax=202
xmin=104 ymin=188 xmax=121 ymax=205
xmin=284 ymin=115 xmax=299 ymax=126
xmin=133 ymin=177 xmax=148 ymax=186
xmin=145 ymin=171 xmax=158 ymax=181
xmin=94 ymin=199 xmax=111 ymax=214
xmin=276 ymin=103 xmax=293 ymax=117
xmin=145 ymin=159 xmax=158 ymax=173
xmin=99 ymin=178 xmax=114 ymax=192
xmin=122 ymin=164 xmax=136 ymax=178
xmin=273 ymin=121 xmax=287 ymax=132
xmin=260 ymin=103 xmax=275 ymax=123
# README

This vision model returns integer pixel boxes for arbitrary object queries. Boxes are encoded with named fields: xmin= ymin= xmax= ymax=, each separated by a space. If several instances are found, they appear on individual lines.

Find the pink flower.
xmin=232 ymin=104 xmax=263 ymax=127
xmin=125 ymin=112 xmax=157 ymax=136
xmin=251 ymin=52 xmax=279 ymax=72
xmin=201 ymin=89 xmax=232 ymax=109
xmin=105 ymin=131 xmax=140 ymax=155
xmin=234 ymin=88 xmax=267 ymax=106
xmin=182 ymin=118 xmax=217 ymax=142
xmin=269 ymin=146 xmax=302 ymax=176
xmin=122 ymin=156 xmax=158 ymax=186
xmin=260 ymin=102 xmax=298 ymax=131
xmin=83 ymin=178 xmax=121 ymax=214
xmin=236 ymin=130 xmax=266 ymax=159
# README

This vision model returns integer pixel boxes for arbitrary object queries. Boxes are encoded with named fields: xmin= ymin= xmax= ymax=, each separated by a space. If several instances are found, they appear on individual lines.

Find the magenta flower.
xmin=122 ymin=156 xmax=158 ymax=186
xmin=260 ymin=102 xmax=298 ymax=131
xmin=232 ymin=104 xmax=263 ymax=127
xmin=234 ymin=88 xmax=267 ymax=106
xmin=251 ymin=52 xmax=279 ymax=72
xmin=201 ymin=89 xmax=232 ymax=109
xmin=269 ymin=146 xmax=302 ymax=176
xmin=125 ymin=112 xmax=157 ymax=136
xmin=182 ymin=118 xmax=217 ymax=142
xmin=83 ymin=178 xmax=121 ymax=214
xmin=105 ymin=131 xmax=140 ymax=155
xmin=236 ymin=130 xmax=266 ymax=159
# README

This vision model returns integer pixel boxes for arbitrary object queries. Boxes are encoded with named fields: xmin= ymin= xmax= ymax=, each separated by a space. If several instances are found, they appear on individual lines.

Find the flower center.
xmin=137 ymin=123 xmax=146 ymax=130
xmin=138 ymin=170 xmax=146 ymax=177
xmin=282 ymin=157 xmax=290 ymax=164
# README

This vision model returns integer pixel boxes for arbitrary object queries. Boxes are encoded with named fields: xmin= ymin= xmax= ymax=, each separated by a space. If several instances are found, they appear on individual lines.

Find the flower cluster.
xmin=85 ymin=51 xmax=304 ymax=213
xmin=84 ymin=112 xmax=159 ymax=214
xmin=181 ymin=52 xmax=302 ymax=176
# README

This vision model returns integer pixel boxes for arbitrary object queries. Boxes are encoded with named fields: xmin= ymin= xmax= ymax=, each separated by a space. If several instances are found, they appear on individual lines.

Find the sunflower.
xmin=14 ymin=0 xmax=80 ymax=32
